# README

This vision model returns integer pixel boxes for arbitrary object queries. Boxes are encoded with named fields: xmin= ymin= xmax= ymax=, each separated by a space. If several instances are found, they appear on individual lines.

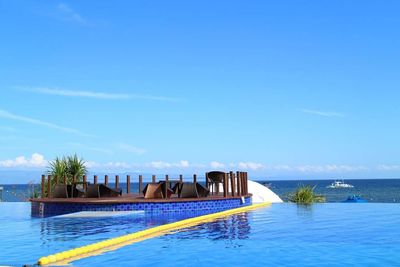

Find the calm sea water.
xmin=1 ymin=203 xmax=400 ymax=266
xmin=1 ymin=179 xmax=400 ymax=202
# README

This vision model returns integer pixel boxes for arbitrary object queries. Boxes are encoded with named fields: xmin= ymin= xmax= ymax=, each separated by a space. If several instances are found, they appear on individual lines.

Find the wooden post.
xmin=245 ymin=172 xmax=248 ymax=194
xmin=236 ymin=171 xmax=241 ymax=196
xmin=242 ymin=172 xmax=245 ymax=195
xmin=94 ymin=175 xmax=98 ymax=184
xmin=139 ymin=175 xmax=143 ymax=194
xmin=115 ymin=175 xmax=119 ymax=189
xmin=152 ymin=175 xmax=156 ymax=183
xmin=239 ymin=172 xmax=243 ymax=195
xmin=230 ymin=171 xmax=235 ymax=197
xmin=47 ymin=175 xmax=52 ymax=198
xmin=241 ymin=172 xmax=245 ymax=195
xmin=244 ymin=172 xmax=247 ymax=195
xmin=165 ymin=175 xmax=169 ymax=198
xmin=179 ymin=174 xmax=183 ymax=183
xmin=126 ymin=175 xmax=130 ymax=194
xmin=63 ymin=175 xmax=67 ymax=185
xmin=105 ymin=175 xmax=108 ymax=186
xmin=83 ymin=175 xmax=87 ymax=191
xmin=41 ymin=175 xmax=45 ymax=198
xmin=223 ymin=173 xmax=228 ymax=198
xmin=193 ymin=174 xmax=197 ymax=183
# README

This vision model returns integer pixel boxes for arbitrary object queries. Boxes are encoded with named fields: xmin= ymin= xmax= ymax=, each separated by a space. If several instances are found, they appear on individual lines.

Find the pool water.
xmin=1 ymin=203 xmax=400 ymax=266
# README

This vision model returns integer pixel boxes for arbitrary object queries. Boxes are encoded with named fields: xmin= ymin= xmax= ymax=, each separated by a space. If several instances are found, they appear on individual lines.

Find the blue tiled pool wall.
xmin=31 ymin=197 xmax=252 ymax=217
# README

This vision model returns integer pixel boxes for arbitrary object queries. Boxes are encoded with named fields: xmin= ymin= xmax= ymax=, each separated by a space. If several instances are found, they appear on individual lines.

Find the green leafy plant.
xmin=49 ymin=157 xmax=68 ymax=181
xmin=289 ymin=185 xmax=325 ymax=204
xmin=47 ymin=154 xmax=87 ymax=185
xmin=67 ymin=154 xmax=87 ymax=179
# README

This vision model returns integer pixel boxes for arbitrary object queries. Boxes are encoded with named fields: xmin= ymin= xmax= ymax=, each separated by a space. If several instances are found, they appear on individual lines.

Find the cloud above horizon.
xmin=0 ymin=153 xmax=47 ymax=168
xmin=377 ymin=165 xmax=400 ymax=171
xmin=20 ymin=87 xmax=181 ymax=102
xmin=0 ymin=109 xmax=92 ymax=137
xmin=0 ymin=154 xmax=396 ymax=177
xmin=237 ymin=162 xmax=265 ymax=171
xmin=210 ymin=161 xmax=225 ymax=169
xmin=301 ymin=109 xmax=345 ymax=118
xmin=294 ymin=164 xmax=367 ymax=173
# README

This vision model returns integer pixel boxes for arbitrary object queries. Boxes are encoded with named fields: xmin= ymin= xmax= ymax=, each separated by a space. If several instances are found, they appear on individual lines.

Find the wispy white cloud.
xmin=24 ymin=87 xmax=130 ymax=99
xmin=301 ymin=109 xmax=345 ymax=118
xmin=237 ymin=162 xmax=265 ymax=171
xmin=116 ymin=143 xmax=146 ymax=155
xmin=80 ymin=161 xmax=367 ymax=174
xmin=377 ymin=165 xmax=400 ymax=171
xmin=57 ymin=3 xmax=87 ymax=24
xmin=0 ymin=109 xmax=92 ymax=137
xmin=20 ymin=87 xmax=181 ymax=102
xmin=294 ymin=164 xmax=367 ymax=173
xmin=146 ymin=160 xmax=190 ymax=169
xmin=0 ymin=153 xmax=47 ymax=168
xmin=210 ymin=161 xmax=225 ymax=169
xmin=0 ymin=154 xmax=391 ymax=176
xmin=268 ymin=165 xmax=292 ymax=171
xmin=84 ymin=160 xmax=191 ymax=170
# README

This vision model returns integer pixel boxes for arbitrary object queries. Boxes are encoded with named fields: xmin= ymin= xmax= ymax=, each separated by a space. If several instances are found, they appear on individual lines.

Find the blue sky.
xmin=1 ymin=0 xmax=400 ymax=182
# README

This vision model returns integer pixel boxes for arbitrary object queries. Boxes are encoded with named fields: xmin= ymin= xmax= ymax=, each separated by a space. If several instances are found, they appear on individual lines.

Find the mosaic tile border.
xmin=31 ymin=197 xmax=252 ymax=217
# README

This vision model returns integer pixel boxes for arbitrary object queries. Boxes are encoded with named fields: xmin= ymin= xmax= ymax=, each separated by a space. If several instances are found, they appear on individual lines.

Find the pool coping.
xmin=30 ymin=194 xmax=252 ymax=204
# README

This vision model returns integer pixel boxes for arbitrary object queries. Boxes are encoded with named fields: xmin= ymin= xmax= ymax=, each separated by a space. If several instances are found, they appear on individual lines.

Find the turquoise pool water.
xmin=1 ymin=203 xmax=400 ymax=266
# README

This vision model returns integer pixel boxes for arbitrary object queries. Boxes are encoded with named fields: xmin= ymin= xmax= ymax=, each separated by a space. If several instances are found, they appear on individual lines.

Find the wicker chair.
xmin=206 ymin=171 xmax=226 ymax=195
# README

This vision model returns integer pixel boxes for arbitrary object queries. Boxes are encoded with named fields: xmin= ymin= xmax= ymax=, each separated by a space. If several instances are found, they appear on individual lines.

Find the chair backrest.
xmin=71 ymin=185 xmax=85 ymax=198
xmin=179 ymin=182 xmax=199 ymax=198
xmin=207 ymin=171 xmax=226 ymax=183
xmin=143 ymin=183 xmax=163 ymax=199
xmin=196 ymin=183 xmax=210 ymax=197
xmin=53 ymin=185 xmax=68 ymax=198
xmin=85 ymin=184 xmax=100 ymax=198
xmin=99 ymin=184 xmax=121 ymax=197
xmin=171 ymin=182 xmax=182 ymax=194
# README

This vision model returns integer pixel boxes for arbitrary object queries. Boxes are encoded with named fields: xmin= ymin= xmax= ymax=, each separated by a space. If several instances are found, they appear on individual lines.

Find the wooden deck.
xmin=30 ymin=194 xmax=252 ymax=204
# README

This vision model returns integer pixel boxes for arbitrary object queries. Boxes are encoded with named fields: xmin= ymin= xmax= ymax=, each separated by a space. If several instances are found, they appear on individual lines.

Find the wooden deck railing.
xmin=40 ymin=171 xmax=249 ymax=198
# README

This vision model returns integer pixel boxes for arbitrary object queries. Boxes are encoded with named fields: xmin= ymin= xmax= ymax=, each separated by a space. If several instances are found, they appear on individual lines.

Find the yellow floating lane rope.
xmin=37 ymin=202 xmax=270 ymax=266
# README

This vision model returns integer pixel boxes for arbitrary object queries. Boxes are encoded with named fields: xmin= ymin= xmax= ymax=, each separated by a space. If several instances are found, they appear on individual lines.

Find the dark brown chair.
xmin=85 ymin=184 xmax=122 ymax=198
xmin=196 ymin=183 xmax=210 ymax=197
xmin=206 ymin=171 xmax=226 ymax=195
xmin=53 ymin=185 xmax=69 ymax=198
xmin=99 ymin=184 xmax=121 ymax=197
xmin=142 ymin=183 xmax=163 ymax=199
xmin=71 ymin=184 xmax=85 ymax=198
xmin=85 ymin=184 xmax=100 ymax=198
xmin=172 ymin=182 xmax=182 ymax=195
xmin=158 ymin=181 xmax=174 ymax=198
xmin=179 ymin=182 xmax=209 ymax=198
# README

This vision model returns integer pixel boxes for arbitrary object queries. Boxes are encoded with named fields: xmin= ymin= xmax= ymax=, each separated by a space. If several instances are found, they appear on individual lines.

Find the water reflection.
xmin=295 ymin=204 xmax=314 ymax=221
xmin=173 ymin=213 xmax=251 ymax=242
xmin=38 ymin=209 xmax=235 ymax=244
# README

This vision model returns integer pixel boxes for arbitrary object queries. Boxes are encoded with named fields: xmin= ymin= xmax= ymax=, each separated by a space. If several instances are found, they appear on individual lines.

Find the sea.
xmin=1 ymin=179 xmax=399 ymax=203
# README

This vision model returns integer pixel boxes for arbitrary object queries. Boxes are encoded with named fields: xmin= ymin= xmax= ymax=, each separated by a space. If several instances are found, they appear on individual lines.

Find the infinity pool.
xmin=1 ymin=203 xmax=400 ymax=266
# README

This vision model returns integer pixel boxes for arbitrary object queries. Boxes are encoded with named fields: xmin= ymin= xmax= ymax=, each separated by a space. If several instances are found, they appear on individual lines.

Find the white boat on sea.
xmin=326 ymin=180 xmax=354 ymax=188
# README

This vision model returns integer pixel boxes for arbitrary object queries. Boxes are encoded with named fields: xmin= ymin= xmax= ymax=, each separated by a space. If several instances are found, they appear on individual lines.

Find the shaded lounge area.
xmin=36 ymin=171 xmax=249 ymax=201
xmin=31 ymin=171 xmax=252 ymax=217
